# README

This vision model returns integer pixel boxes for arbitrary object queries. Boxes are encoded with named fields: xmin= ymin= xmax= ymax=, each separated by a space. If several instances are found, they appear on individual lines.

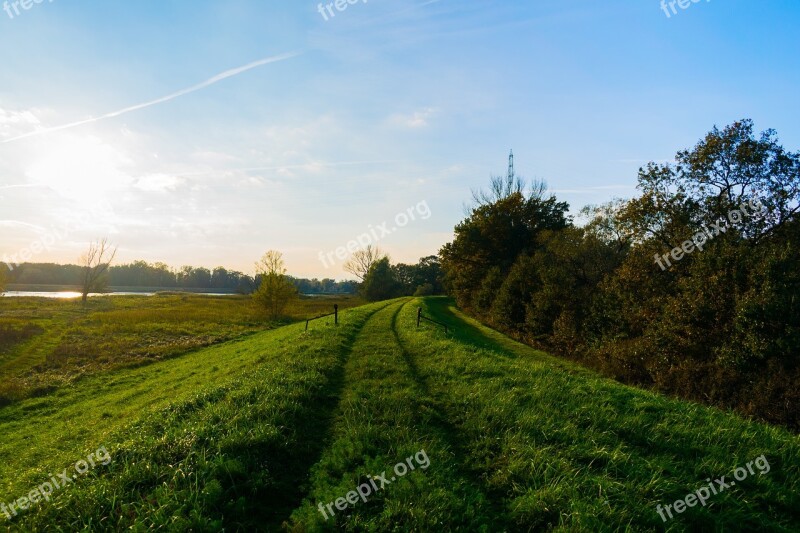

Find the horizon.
xmin=2 ymin=0 xmax=799 ymax=278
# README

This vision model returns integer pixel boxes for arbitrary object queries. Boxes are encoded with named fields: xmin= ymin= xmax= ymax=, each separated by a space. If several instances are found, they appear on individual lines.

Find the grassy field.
xmin=0 ymin=297 xmax=798 ymax=531
xmin=0 ymin=294 xmax=362 ymax=405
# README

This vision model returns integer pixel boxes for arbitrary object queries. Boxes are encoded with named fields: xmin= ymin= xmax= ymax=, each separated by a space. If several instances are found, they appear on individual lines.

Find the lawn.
xmin=0 ymin=294 xmax=362 ymax=405
xmin=0 ymin=297 xmax=797 ymax=531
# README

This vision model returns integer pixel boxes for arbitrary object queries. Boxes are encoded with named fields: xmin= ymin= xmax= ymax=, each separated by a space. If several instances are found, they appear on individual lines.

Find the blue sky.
xmin=1 ymin=0 xmax=798 ymax=278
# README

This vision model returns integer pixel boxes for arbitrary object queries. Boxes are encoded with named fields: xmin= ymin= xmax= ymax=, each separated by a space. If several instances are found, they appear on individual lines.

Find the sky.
xmin=1 ymin=0 xmax=799 ymax=279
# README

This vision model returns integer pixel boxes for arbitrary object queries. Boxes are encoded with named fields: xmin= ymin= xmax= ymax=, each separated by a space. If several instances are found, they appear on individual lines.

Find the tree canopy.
xmin=439 ymin=120 xmax=800 ymax=430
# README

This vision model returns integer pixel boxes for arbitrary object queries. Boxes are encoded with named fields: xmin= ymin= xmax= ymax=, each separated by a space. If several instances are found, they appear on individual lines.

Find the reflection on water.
xmin=2 ymin=292 xmax=242 ymax=299
xmin=2 ymin=291 xmax=155 ymax=299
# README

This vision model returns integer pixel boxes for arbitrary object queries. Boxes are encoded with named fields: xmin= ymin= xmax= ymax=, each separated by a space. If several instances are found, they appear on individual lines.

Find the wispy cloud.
xmin=171 ymin=159 xmax=406 ymax=180
xmin=388 ymin=107 xmax=438 ymax=129
xmin=0 ymin=184 xmax=46 ymax=191
xmin=617 ymin=158 xmax=672 ymax=164
xmin=1 ymin=51 xmax=303 ymax=144
xmin=0 ymin=220 xmax=47 ymax=232
xmin=550 ymin=185 xmax=634 ymax=194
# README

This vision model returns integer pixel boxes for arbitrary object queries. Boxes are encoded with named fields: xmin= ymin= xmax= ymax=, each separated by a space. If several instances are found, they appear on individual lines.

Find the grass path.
xmin=288 ymin=299 xmax=503 ymax=530
xmin=2 ymin=300 xmax=394 ymax=531
xmin=2 ymin=297 xmax=799 ymax=531
xmin=393 ymin=298 xmax=800 ymax=531
xmin=0 ymin=301 xmax=382 ymax=504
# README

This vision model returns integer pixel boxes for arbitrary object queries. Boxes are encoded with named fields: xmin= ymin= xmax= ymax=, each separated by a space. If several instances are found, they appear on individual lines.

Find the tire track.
xmin=261 ymin=299 xmax=398 ymax=529
xmin=288 ymin=299 xmax=504 ymax=530
xmin=390 ymin=300 xmax=511 ymax=530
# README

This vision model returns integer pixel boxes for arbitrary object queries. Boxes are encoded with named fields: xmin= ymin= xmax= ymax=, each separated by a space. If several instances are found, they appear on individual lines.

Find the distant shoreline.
xmin=4 ymin=284 xmax=356 ymax=297
xmin=6 ymin=284 xmax=241 ymax=295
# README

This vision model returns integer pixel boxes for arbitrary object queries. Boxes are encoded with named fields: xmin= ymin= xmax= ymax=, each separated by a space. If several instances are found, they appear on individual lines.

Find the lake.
xmin=1 ymin=291 xmax=239 ymax=299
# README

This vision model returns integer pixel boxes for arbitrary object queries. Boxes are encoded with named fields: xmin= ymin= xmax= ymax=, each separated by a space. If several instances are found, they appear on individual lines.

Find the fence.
xmin=305 ymin=304 xmax=339 ymax=331
xmin=416 ymin=307 xmax=450 ymax=334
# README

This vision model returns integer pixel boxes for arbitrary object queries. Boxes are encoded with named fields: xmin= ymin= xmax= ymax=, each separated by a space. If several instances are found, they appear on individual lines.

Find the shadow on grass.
xmin=420 ymin=297 xmax=519 ymax=360
xmin=390 ymin=302 xmax=511 ymax=530
xmin=246 ymin=301 xmax=396 ymax=530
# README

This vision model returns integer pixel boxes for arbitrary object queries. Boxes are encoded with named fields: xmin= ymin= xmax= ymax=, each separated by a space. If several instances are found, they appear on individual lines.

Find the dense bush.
xmin=441 ymin=120 xmax=800 ymax=430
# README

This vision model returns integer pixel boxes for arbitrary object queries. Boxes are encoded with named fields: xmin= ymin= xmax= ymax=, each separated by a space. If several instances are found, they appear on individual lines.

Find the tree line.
xmin=1 ymin=260 xmax=358 ymax=295
xmin=439 ymin=120 xmax=800 ymax=430
xmin=342 ymin=246 xmax=444 ymax=301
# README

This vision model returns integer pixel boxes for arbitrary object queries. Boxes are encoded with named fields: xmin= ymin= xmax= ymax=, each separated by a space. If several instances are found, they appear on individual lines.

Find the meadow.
xmin=0 ymin=297 xmax=797 ymax=531
xmin=0 ymin=294 xmax=362 ymax=406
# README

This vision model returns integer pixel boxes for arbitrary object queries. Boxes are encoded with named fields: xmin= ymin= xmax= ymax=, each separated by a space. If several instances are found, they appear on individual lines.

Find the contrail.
xmin=0 ymin=184 xmax=46 ymax=190
xmin=174 ymin=159 xmax=408 ymax=178
xmin=0 ymin=220 xmax=47 ymax=232
xmin=1 ymin=51 xmax=303 ymax=144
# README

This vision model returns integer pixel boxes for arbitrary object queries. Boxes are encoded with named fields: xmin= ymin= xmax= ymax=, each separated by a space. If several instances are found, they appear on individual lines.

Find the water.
xmin=1 ymin=291 xmax=238 ymax=299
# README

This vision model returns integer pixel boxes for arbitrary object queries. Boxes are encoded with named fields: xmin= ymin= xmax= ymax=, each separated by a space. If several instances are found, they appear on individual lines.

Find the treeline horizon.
xmin=1 ymin=260 xmax=360 ymax=294
xmin=440 ymin=119 xmax=799 ymax=431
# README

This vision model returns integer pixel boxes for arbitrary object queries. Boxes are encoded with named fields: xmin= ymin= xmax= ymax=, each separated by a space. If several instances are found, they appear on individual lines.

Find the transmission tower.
xmin=507 ymin=149 xmax=515 ymax=180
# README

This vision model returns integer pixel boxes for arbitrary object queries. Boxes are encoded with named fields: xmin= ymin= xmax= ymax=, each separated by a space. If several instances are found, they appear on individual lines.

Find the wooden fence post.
xmin=334 ymin=304 xmax=339 ymax=325
xmin=417 ymin=307 xmax=422 ymax=328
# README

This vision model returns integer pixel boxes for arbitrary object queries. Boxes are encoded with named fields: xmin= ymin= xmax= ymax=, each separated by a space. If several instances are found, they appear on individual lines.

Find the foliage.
xmin=0 ymin=263 xmax=7 ymax=295
xmin=3 ymin=261 xmax=358 ymax=295
xmin=288 ymin=276 xmax=359 ymax=294
xmin=440 ymin=180 xmax=569 ymax=309
xmin=252 ymin=251 xmax=298 ymax=319
xmin=439 ymin=120 xmax=800 ymax=429
xmin=361 ymin=257 xmax=401 ymax=301
xmin=393 ymin=255 xmax=445 ymax=296
xmin=4 ymin=298 xmax=798 ymax=531
xmin=413 ymin=282 xmax=435 ymax=296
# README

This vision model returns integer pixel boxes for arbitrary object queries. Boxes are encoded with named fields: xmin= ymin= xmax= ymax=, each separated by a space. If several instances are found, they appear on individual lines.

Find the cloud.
xmin=0 ymin=108 xmax=43 ymax=139
xmin=617 ymin=158 xmax=672 ymax=164
xmin=387 ymin=107 xmax=438 ymax=129
xmin=133 ymin=173 xmax=184 ymax=193
xmin=0 ymin=220 xmax=47 ymax=232
xmin=1 ymin=51 xmax=303 ymax=144
xmin=550 ymin=185 xmax=635 ymax=194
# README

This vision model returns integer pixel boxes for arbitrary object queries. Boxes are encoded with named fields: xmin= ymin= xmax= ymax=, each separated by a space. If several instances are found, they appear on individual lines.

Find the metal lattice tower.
xmin=507 ymin=149 xmax=515 ymax=180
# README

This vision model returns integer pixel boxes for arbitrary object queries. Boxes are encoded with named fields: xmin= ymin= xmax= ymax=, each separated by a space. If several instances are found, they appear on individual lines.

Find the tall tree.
xmin=361 ymin=257 xmax=401 ymax=302
xmin=440 ymin=178 xmax=569 ymax=309
xmin=0 ymin=262 xmax=8 ymax=295
xmin=343 ymin=245 xmax=386 ymax=282
xmin=80 ymin=238 xmax=117 ymax=304
xmin=253 ymin=250 xmax=297 ymax=319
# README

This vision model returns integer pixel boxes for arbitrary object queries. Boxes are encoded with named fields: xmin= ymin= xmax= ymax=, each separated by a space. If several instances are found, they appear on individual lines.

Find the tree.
xmin=440 ymin=177 xmax=569 ymax=309
xmin=253 ymin=250 xmax=297 ymax=319
xmin=211 ymin=267 xmax=229 ymax=289
xmin=413 ymin=255 xmax=444 ymax=294
xmin=0 ymin=262 xmax=8 ymax=295
xmin=343 ymin=245 xmax=386 ymax=282
xmin=80 ymin=238 xmax=117 ymax=304
xmin=392 ymin=263 xmax=417 ymax=295
xmin=361 ymin=257 xmax=401 ymax=301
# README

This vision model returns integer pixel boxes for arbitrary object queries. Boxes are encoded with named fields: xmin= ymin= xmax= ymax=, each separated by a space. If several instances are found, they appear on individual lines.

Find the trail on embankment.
xmin=2 ymin=298 xmax=799 ymax=532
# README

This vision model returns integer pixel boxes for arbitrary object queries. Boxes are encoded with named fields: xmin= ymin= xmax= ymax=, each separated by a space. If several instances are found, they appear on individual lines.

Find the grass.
xmin=0 ymin=297 xmax=798 ymax=531
xmin=0 ymin=294 xmax=363 ymax=405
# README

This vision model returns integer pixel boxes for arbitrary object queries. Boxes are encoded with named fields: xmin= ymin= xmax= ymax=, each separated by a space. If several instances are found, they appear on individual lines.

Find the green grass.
xmin=0 ymin=294 xmax=362 ymax=405
xmin=0 ymin=297 xmax=798 ymax=531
